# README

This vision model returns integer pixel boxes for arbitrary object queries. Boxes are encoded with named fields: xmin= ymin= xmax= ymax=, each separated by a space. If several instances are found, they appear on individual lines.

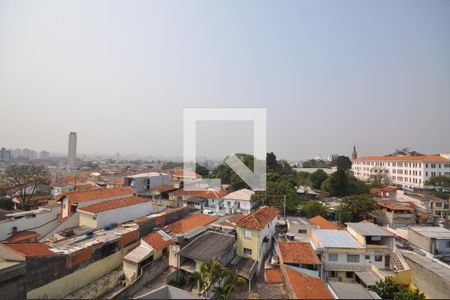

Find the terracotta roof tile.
xmin=7 ymin=231 xmax=39 ymax=242
xmin=66 ymin=187 xmax=134 ymax=204
xmin=149 ymin=185 xmax=177 ymax=193
xmin=355 ymin=155 xmax=450 ymax=162
xmin=278 ymin=241 xmax=321 ymax=265
xmin=169 ymin=188 xmax=228 ymax=199
xmin=4 ymin=243 xmax=57 ymax=257
xmin=265 ymin=268 xmax=283 ymax=283
xmin=78 ymin=196 xmax=148 ymax=214
xmin=237 ymin=206 xmax=279 ymax=230
xmin=166 ymin=214 xmax=217 ymax=234
xmin=142 ymin=231 xmax=172 ymax=250
xmin=283 ymin=267 xmax=333 ymax=299
xmin=377 ymin=201 xmax=413 ymax=212
xmin=308 ymin=216 xmax=339 ymax=230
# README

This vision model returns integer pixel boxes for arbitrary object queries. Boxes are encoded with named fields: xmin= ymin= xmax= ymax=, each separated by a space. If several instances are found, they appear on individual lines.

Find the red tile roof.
xmin=169 ymin=188 xmax=229 ymax=199
xmin=265 ymin=268 xmax=283 ymax=283
xmin=78 ymin=196 xmax=148 ymax=214
xmin=277 ymin=240 xmax=321 ymax=265
xmin=7 ymin=231 xmax=39 ymax=242
xmin=4 ymin=243 xmax=57 ymax=257
xmin=283 ymin=267 xmax=333 ymax=299
xmin=377 ymin=201 xmax=414 ymax=212
xmin=149 ymin=185 xmax=177 ymax=193
xmin=308 ymin=216 xmax=339 ymax=230
xmin=237 ymin=206 xmax=279 ymax=230
xmin=355 ymin=155 xmax=450 ymax=162
xmin=166 ymin=214 xmax=217 ymax=234
xmin=65 ymin=187 xmax=134 ymax=204
xmin=142 ymin=232 xmax=172 ymax=250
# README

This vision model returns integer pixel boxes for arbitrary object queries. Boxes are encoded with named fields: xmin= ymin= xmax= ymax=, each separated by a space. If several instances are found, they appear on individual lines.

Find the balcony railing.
xmin=324 ymin=263 xmax=368 ymax=272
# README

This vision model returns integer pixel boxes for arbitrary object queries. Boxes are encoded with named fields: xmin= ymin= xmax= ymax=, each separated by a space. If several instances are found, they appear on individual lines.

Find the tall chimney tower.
xmin=67 ymin=132 xmax=77 ymax=169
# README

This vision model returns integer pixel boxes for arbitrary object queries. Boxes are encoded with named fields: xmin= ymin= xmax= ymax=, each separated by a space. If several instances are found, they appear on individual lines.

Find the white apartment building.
xmin=352 ymin=154 xmax=450 ymax=189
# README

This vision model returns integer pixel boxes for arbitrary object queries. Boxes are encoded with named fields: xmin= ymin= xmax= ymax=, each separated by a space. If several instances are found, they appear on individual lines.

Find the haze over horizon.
xmin=1 ymin=0 xmax=450 ymax=161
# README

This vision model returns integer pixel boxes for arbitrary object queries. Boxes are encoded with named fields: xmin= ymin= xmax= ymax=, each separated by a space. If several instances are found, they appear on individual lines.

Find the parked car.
xmin=202 ymin=209 xmax=216 ymax=216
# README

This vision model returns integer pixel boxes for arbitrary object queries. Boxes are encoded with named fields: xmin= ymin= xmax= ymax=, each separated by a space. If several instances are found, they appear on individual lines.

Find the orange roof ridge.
xmin=78 ymin=196 xmax=147 ymax=214
xmin=308 ymin=215 xmax=339 ymax=230
xmin=237 ymin=206 xmax=279 ymax=230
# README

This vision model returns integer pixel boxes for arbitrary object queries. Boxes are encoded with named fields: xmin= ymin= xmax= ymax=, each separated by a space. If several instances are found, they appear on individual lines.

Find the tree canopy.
xmin=301 ymin=200 xmax=329 ymax=218
xmin=425 ymin=175 xmax=450 ymax=190
xmin=321 ymin=170 xmax=369 ymax=197
xmin=5 ymin=164 xmax=51 ymax=211
xmin=309 ymin=169 xmax=328 ymax=189
xmin=330 ymin=155 xmax=352 ymax=171
xmin=370 ymin=277 xmax=425 ymax=300
xmin=337 ymin=194 xmax=376 ymax=223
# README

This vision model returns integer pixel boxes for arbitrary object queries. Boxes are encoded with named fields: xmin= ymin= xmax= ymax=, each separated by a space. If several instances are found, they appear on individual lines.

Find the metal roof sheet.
xmin=314 ymin=229 xmax=363 ymax=248
xmin=346 ymin=223 xmax=394 ymax=237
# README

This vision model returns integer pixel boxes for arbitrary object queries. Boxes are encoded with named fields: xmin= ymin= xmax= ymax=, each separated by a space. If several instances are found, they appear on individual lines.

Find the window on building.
xmin=446 ymin=241 xmax=450 ymax=248
xmin=375 ymin=255 xmax=383 ymax=262
xmin=298 ymin=229 xmax=307 ymax=234
xmin=347 ymin=255 xmax=360 ymax=263
xmin=243 ymin=248 xmax=252 ymax=255
xmin=328 ymin=253 xmax=338 ymax=261
xmin=329 ymin=271 xmax=337 ymax=277
xmin=365 ymin=255 xmax=370 ymax=260
xmin=346 ymin=272 xmax=353 ymax=278
xmin=244 ymin=229 xmax=252 ymax=239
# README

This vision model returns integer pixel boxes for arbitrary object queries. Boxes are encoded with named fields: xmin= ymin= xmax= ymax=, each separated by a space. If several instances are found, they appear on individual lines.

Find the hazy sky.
xmin=1 ymin=0 xmax=450 ymax=160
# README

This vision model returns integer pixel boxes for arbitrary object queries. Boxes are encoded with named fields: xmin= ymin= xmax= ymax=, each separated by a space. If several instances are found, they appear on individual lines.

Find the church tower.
xmin=352 ymin=145 xmax=358 ymax=160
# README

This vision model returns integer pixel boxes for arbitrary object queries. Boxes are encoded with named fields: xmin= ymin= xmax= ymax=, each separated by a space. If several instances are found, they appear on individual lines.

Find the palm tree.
xmin=192 ymin=259 xmax=246 ymax=299
xmin=213 ymin=269 xmax=247 ymax=300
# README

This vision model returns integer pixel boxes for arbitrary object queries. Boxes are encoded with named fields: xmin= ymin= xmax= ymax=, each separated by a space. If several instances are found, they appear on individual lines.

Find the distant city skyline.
xmin=1 ymin=0 xmax=449 ymax=160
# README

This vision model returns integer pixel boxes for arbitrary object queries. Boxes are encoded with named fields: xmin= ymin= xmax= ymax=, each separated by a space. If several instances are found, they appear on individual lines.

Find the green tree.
xmin=370 ymin=277 xmax=402 ymax=299
xmin=301 ymin=200 xmax=329 ymax=218
xmin=425 ymin=175 xmax=450 ymax=190
xmin=309 ymin=169 xmax=328 ymax=189
xmin=195 ymin=163 xmax=209 ymax=177
xmin=5 ymin=164 xmax=51 ymax=211
xmin=213 ymin=269 xmax=246 ymax=300
xmin=191 ymin=259 xmax=245 ymax=299
xmin=393 ymin=287 xmax=426 ymax=300
xmin=370 ymin=277 xmax=426 ymax=300
xmin=297 ymin=171 xmax=312 ymax=187
xmin=0 ymin=197 xmax=14 ymax=210
xmin=331 ymin=155 xmax=352 ymax=171
xmin=321 ymin=170 xmax=368 ymax=197
xmin=266 ymin=152 xmax=280 ymax=171
xmin=338 ymin=194 xmax=376 ymax=222
xmin=161 ymin=161 xmax=183 ymax=170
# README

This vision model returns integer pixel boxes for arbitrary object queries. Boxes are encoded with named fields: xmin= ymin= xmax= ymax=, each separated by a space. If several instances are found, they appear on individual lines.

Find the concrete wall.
xmin=408 ymin=229 xmax=432 ymax=253
xmin=79 ymin=212 xmax=97 ymax=228
xmin=26 ymin=242 xmax=138 ymax=299
xmin=0 ymin=206 xmax=60 ymax=241
xmin=39 ymin=212 xmax=80 ymax=242
xmin=403 ymin=254 xmax=450 ymax=299
xmin=0 ymin=262 xmax=26 ymax=299
xmin=112 ymin=255 xmax=169 ymax=299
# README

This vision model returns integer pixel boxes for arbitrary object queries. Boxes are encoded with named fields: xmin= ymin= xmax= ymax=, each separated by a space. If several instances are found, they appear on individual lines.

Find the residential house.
xmin=78 ymin=196 xmax=159 ymax=228
xmin=124 ymin=172 xmax=170 ymax=196
xmin=0 ymin=226 xmax=139 ymax=299
xmin=282 ymin=266 xmax=333 ymax=299
xmin=407 ymin=226 xmax=450 ymax=261
xmin=123 ymin=230 xmax=172 ymax=282
xmin=176 ymin=231 xmax=235 ymax=274
xmin=169 ymin=188 xmax=229 ymax=214
xmin=369 ymin=186 xmax=398 ymax=199
xmin=58 ymin=187 xmax=134 ymax=219
xmin=276 ymin=240 xmax=321 ymax=277
xmin=311 ymin=229 xmax=366 ymax=282
xmin=373 ymin=200 xmax=415 ymax=228
xmin=222 ymin=188 xmax=256 ymax=215
xmin=309 ymin=215 xmax=340 ymax=230
xmin=0 ymin=206 xmax=60 ymax=241
xmin=211 ymin=214 xmax=245 ymax=234
xmin=397 ymin=191 xmax=450 ymax=221
xmin=168 ymin=168 xmax=202 ymax=188
xmin=236 ymin=206 xmax=279 ymax=271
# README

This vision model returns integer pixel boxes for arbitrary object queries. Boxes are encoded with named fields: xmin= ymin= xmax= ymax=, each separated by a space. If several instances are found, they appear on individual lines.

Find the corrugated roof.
xmin=314 ymin=230 xmax=363 ymax=248
xmin=346 ymin=223 xmax=394 ymax=237
xmin=123 ymin=243 xmax=153 ymax=264
xmin=409 ymin=226 xmax=450 ymax=239
xmin=328 ymin=281 xmax=380 ymax=299
xmin=178 ymin=231 xmax=235 ymax=263
xmin=166 ymin=214 xmax=217 ymax=234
